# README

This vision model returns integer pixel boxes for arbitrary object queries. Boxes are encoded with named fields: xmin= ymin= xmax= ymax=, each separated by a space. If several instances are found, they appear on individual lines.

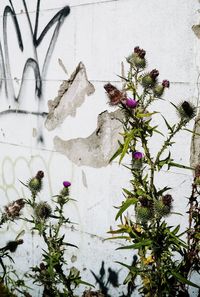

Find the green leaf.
xmin=119 ymin=130 xmax=135 ymax=163
xmin=161 ymin=115 xmax=174 ymax=133
xmin=137 ymin=111 xmax=158 ymax=118
xmin=168 ymin=162 xmax=194 ymax=170
xmin=157 ymin=186 xmax=172 ymax=196
xmin=171 ymin=271 xmax=200 ymax=288
xmin=183 ymin=128 xmax=200 ymax=136
xmin=109 ymin=144 xmax=123 ymax=163
xmin=105 ymin=236 xmax=130 ymax=241
xmin=115 ymin=261 xmax=140 ymax=273
xmin=116 ymin=239 xmax=152 ymax=250
xmin=172 ymin=225 xmax=180 ymax=235
xmin=115 ymin=198 xmax=138 ymax=220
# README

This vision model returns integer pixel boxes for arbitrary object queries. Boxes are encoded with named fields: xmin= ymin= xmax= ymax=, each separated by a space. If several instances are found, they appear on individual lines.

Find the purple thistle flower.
xmin=162 ymin=80 xmax=170 ymax=88
xmin=133 ymin=151 xmax=143 ymax=160
xmin=126 ymin=98 xmax=138 ymax=108
xmin=63 ymin=181 xmax=71 ymax=188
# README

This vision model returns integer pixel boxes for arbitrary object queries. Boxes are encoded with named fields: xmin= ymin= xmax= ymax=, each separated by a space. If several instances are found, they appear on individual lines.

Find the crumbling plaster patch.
xmin=45 ymin=62 xmax=95 ymax=131
xmin=54 ymin=109 xmax=124 ymax=168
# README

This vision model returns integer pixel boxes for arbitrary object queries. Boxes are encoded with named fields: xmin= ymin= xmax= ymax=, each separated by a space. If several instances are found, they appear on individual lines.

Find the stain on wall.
xmin=54 ymin=109 xmax=124 ymax=168
xmin=45 ymin=62 xmax=95 ymax=130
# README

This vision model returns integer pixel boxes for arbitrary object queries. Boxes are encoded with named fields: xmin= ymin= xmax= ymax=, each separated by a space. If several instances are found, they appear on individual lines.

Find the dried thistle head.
xmin=177 ymin=101 xmax=196 ymax=121
xmin=5 ymin=199 xmax=25 ymax=219
xmin=34 ymin=202 xmax=52 ymax=220
xmin=104 ymin=83 xmax=126 ymax=105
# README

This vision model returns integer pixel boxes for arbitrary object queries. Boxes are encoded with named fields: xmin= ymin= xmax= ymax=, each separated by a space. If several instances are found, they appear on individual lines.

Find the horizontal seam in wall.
xmin=0 ymin=78 xmax=193 ymax=84
xmin=0 ymin=141 xmax=193 ymax=177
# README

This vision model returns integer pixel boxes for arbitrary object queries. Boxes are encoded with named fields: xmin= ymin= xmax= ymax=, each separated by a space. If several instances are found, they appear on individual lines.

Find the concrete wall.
xmin=0 ymin=0 xmax=199 ymax=296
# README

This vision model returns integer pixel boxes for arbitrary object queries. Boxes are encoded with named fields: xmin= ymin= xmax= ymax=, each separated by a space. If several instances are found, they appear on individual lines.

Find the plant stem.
xmin=155 ymin=120 xmax=184 ymax=167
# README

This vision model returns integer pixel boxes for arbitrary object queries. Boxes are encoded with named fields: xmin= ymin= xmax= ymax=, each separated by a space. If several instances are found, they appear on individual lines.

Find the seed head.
xmin=34 ymin=202 xmax=52 ymax=220
xmin=177 ymin=101 xmax=196 ymax=121
xmin=5 ymin=199 xmax=25 ymax=219
xmin=162 ymin=194 xmax=173 ymax=207
xmin=104 ymin=83 xmax=126 ymax=106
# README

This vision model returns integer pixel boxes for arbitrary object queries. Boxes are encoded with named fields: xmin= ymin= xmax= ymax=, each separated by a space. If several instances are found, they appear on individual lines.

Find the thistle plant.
xmin=106 ymin=47 xmax=200 ymax=296
xmin=21 ymin=171 xmax=89 ymax=297
xmin=0 ymin=198 xmax=27 ymax=296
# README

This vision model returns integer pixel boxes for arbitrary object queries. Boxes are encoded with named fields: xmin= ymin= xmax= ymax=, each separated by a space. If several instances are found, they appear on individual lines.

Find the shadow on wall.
xmin=91 ymin=259 xmax=137 ymax=297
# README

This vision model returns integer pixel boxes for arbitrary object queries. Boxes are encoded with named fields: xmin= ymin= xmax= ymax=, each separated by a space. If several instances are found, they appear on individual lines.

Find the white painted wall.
xmin=0 ymin=0 xmax=199 ymax=296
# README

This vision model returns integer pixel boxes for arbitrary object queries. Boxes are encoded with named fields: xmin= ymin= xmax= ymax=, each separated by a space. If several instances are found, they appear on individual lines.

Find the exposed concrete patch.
xmin=54 ymin=109 xmax=124 ymax=168
xmin=45 ymin=62 xmax=95 ymax=131
xmin=192 ymin=24 xmax=200 ymax=39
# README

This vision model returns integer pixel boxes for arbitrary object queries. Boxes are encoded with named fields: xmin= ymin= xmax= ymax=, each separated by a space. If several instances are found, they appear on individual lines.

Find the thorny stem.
xmin=155 ymin=120 xmax=185 ymax=167
xmin=140 ymin=133 xmax=155 ymax=194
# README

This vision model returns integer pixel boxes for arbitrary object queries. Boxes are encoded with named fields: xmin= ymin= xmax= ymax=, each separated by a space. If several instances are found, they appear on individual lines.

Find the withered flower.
xmin=34 ymin=202 xmax=52 ymax=220
xmin=104 ymin=83 xmax=126 ymax=106
xmin=5 ymin=199 xmax=25 ymax=219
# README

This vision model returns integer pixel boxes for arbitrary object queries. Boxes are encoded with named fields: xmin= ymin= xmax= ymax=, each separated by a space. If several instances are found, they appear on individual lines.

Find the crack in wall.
xmin=45 ymin=62 xmax=95 ymax=131
xmin=54 ymin=109 xmax=124 ymax=168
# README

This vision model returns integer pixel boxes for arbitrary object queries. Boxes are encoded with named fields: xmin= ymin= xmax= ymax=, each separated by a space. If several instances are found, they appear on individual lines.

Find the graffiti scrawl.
xmin=0 ymin=0 xmax=70 ymax=143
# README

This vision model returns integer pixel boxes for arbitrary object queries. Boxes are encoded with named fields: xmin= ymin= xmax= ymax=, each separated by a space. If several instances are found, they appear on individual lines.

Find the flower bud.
xmin=28 ymin=171 xmax=44 ymax=194
xmin=153 ymin=84 xmax=164 ymax=97
xmin=141 ymin=70 xmax=159 ymax=89
xmin=136 ymin=206 xmax=153 ymax=223
xmin=127 ymin=46 xmax=146 ymax=69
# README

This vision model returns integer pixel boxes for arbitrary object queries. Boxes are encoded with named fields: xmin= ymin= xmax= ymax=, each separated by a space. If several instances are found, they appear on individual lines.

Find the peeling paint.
xmin=54 ymin=109 xmax=124 ymax=168
xmin=190 ymin=116 xmax=200 ymax=168
xmin=45 ymin=62 xmax=95 ymax=131
xmin=192 ymin=24 xmax=200 ymax=38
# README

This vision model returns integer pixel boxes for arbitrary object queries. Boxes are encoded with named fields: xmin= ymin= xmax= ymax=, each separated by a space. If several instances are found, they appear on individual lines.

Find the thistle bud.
xmin=153 ymin=84 xmax=164 ymax=97
xmin=141 ymin=69 xmax=159 ymax=89
xmin=127 ymin=46 xmax=146 ymax=69
xmin=154 ymin=196 xmax=172 ymax=218
xmin=136 ymin=206 xmax=153 ymax=223
xmin=28 ymin=171 xmax=44 ymax=194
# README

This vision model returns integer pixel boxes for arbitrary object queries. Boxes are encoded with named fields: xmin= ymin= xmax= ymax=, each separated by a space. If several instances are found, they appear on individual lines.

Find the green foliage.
xmin=105 ymin=47 xmax=200 ymax=296
xmin=22 ymin=172 xmax=88 ymax=296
